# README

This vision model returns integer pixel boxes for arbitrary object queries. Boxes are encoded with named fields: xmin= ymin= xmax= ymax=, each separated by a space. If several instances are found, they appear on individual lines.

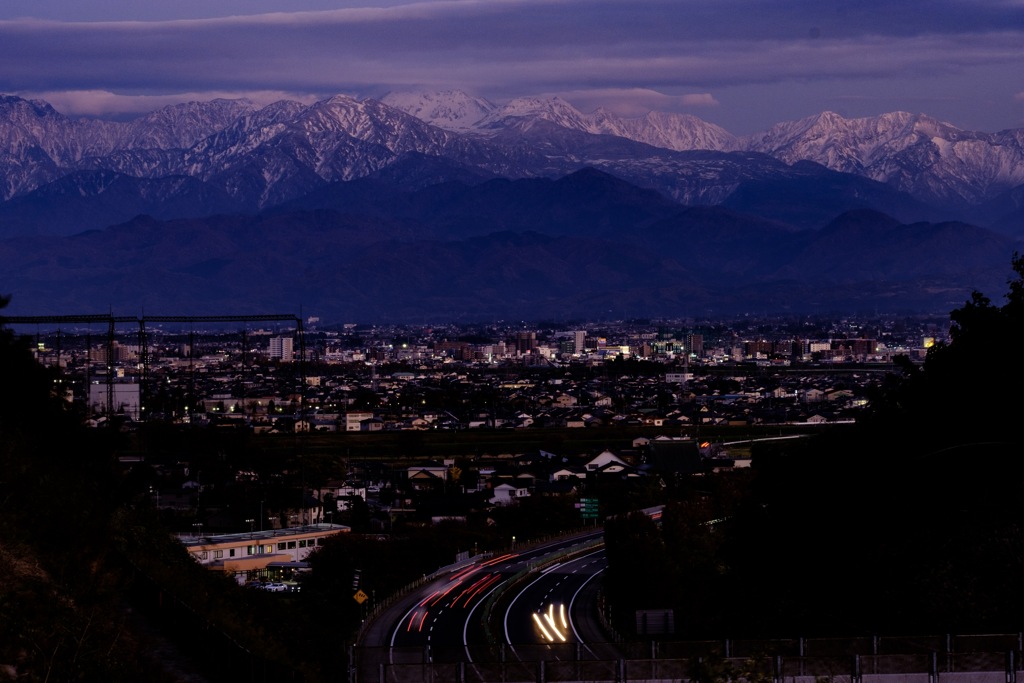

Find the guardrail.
xmin=356 ymin=645 xmax=1024 ymax=683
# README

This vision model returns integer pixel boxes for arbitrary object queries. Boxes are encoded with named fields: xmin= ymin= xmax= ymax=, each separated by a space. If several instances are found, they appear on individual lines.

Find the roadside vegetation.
xmin=603 ymin=255 xmax=1024 ymax=638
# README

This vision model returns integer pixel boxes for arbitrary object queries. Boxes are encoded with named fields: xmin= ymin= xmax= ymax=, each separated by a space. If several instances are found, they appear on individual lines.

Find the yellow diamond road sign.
xmin=353 ymin=589 xmax=368 ymax=604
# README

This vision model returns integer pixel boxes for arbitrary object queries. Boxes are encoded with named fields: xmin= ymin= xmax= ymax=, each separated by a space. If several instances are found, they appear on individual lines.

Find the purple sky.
xmin=1 ymin=0 xmax=1022 ymax=134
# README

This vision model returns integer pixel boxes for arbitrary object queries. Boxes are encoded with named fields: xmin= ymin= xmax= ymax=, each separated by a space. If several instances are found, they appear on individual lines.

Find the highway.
xmin=351 ymin=505 xmax=1020 ymax=683
xmin=356 ymin=529 xmax=613 ymax=679
xmin=500 ymin=548 xmax=608 ymax=651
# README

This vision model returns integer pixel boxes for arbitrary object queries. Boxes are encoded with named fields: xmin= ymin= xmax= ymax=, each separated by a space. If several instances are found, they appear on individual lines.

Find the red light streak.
xmin=480 ymin=553 xmax=517 ymax=567
xmin=431 ymin=580 xmax=462 ymax=606
xmin=449 ymin=565 xmax=480 ymax=582
xmin=451 ymin=573 xmax=491 ymax=606
xmin=464 ymin=573 xmax=502 ymax=607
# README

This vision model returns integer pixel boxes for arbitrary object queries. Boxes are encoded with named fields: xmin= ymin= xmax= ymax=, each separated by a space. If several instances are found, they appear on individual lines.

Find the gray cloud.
xmin=556 ymin=89 xmax=719 ymax=118
xmin=26 ymin=89 xmax=320 ymax=117
xmin=2 ymin=0 xmax=1022 ymax=132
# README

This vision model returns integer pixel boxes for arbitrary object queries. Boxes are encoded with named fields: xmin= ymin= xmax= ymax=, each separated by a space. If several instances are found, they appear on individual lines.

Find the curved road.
xmin=501 ymin=548 xmax=608 ymax=649
xmin=357 ymin=530 xmax=612 ymax=677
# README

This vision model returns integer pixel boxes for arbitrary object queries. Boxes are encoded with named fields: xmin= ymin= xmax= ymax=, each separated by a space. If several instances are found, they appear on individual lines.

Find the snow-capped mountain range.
xmin=2 ymin=89 xmax=1024 ymax=224
xmin=381 ymin=91 xmax=738 ymax=152
xmin=381 ymin=90 xmax=1024 ymax=209
xmin=1 ymin=89 xmax=1022 ymax=321
xmin=2 ymin=89 xmax=1023 ymax=220
xmin=745 ymin=110 xmax=1024 ymax=206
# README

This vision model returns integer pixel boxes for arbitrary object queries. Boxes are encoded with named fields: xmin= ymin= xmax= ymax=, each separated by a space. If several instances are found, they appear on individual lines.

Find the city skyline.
xmin=0 ymin=0 xmax=1021 ymax=135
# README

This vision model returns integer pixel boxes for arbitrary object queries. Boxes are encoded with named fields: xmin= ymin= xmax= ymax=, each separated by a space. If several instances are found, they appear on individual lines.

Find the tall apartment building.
xmin=269 ymin=336 xmax=294 ymax=362
xmin=573 ymin=330 xmax=587 ymax=354
xmin=88 ymin=341 xmax=139 ymax=364
xmin=512 ymin=331 xmax=537 ymax=355
xmin=685 ymin=333 xmax=704 ymax=357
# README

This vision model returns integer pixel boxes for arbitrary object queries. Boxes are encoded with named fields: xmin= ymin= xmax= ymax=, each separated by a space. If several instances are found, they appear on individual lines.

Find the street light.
xmin=246 ymin=518 xmax=255 ymax=537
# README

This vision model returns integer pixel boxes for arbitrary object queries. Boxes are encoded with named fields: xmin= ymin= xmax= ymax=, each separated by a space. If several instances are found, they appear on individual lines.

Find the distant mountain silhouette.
xmin=0 ymin=169 xmax=1016 ymax=321
xmin=2 ymin=88 xmax=1021 ymax=320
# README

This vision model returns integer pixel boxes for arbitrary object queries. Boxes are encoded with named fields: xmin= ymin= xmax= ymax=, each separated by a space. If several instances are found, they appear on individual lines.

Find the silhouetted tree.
xmin=867 ymin=252 xmax=1024 ymax=447
xmin=604 ymin=255 xmax=1024 ymax=638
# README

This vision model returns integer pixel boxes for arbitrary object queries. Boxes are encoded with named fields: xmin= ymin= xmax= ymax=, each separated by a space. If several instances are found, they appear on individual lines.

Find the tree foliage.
xmin=0 ymin=298 xmax=313 ymax=681
xmin=603 ymin=255 xmax=1024 ymax=638
xmin=866 ymin=252 xmax=1024 ymax=446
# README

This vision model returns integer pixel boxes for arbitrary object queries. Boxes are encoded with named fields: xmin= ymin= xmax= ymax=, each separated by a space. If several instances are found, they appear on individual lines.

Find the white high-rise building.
xmin=269 ymin=336 xmax=294 ymax=362
xmin=573 ymin=330 xmax=587 ymax=354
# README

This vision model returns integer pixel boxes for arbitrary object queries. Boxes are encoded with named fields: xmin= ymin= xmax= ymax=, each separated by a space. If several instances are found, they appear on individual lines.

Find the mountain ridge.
xmin=0 ymin=167 xmax=1017 ymax=322
xmin=3 ymin=91 xmax=1022 ymax=217
xmin=1 ymin=91 xmax=1023 ymax=321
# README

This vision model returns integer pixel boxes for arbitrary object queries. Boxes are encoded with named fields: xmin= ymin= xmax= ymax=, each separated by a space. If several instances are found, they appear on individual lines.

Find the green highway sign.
xmin=578 ymin=497 xmax=599 ymax=519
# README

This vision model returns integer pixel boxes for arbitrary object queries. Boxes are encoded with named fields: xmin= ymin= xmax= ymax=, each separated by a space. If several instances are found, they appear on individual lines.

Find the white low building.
xmin=181 ymin=523 xmax=349 ymax=580
xmin=489 ymin=483 xmax=530 ymax=506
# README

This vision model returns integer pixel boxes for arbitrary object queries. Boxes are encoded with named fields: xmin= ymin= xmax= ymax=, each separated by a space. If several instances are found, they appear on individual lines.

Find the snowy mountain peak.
xmin=323 ymin=93 xmax=363 ymax=107
xmin=746 ymin=110 xmax=961 ymax=154
xmin=603 ymin=110 xmax=738 ymax=152
xmin=380 ymin=90 xmax=496 ymax=131
xmin=743 ymin=110 xmax=1024 ymax=203
xmin=513 ymin=96 xmax=585 ymax=123
xmin=477 ymin=96 xmax=593 ymax=132
xmin=0 ymin=95 xmax=62 ymax=119
xmin=381 ymin=91 xmax=739 ymax=152
xmin=122 ymin=98 xmax=259 ymax=150
xmin=496 ymin=95 xmax=576 ymax=115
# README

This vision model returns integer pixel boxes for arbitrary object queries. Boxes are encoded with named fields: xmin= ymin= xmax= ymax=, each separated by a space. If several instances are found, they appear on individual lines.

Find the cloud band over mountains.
xmin=0 ymin=0 xmax=1022 ymax=133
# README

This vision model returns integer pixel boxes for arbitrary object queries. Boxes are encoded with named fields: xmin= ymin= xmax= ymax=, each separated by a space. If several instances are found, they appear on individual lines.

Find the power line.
xmin=2 ymin=313 xmax=305 ymax=420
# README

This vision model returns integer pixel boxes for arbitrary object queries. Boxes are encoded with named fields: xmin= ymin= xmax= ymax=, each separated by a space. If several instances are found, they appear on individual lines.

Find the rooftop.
xmin=180 ymin=523 xmax=349 ymax=549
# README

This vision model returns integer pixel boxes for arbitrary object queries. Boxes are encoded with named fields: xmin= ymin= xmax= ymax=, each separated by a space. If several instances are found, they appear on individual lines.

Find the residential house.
xmin=489 ymin=483 xmax=530 ymax=506
xmin=584 ymin=450 xmax=629 ymax=472
xmin=344 ymin=411 xmax=375 ymax=432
